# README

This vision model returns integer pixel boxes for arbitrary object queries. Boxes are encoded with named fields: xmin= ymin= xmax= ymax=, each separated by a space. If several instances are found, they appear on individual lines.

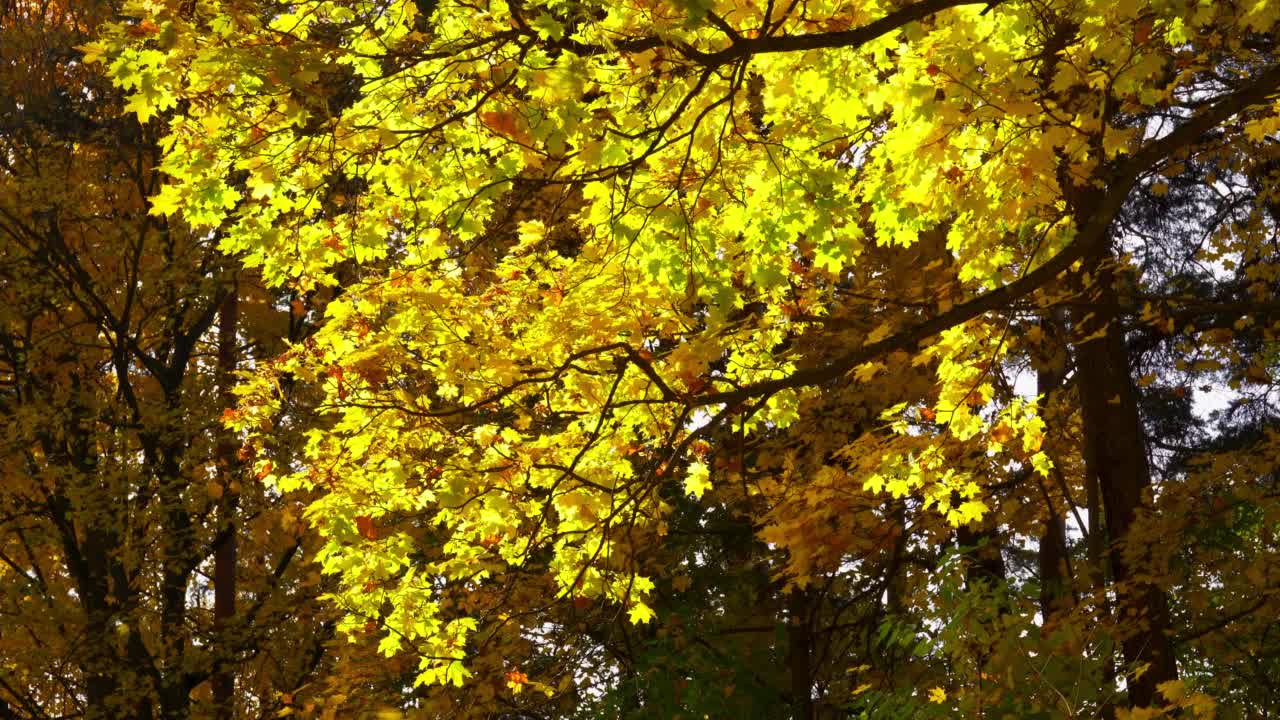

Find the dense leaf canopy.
xmin=4 ymin=0 xmax=1277 ymax=716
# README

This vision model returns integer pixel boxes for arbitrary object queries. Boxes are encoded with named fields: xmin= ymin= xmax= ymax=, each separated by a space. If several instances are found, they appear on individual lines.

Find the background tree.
xmin=0 ymin=1 xmax=344 ymax=717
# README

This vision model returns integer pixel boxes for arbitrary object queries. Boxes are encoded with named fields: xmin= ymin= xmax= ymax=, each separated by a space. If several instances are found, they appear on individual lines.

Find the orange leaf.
xmin=990 ymin=423 xmax=1014 ymax=445
xmin=127 ymin=20 xmax=161 ymax=37
xmin=481 ymin=110 xmax=530 ymax=144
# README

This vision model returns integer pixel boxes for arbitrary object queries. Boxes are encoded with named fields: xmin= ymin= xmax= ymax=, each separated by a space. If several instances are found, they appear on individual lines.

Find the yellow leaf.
xmin=77 ymin=42 xmax=106 ymax=64
xmin=627 ymin=602 xmax=655 ymax=624
xmin=854 ymin=362 xmax=883 ymax=382
xmin=683 ymin=461 xmax=712 ymax=499
xmin=1158 ymin=680 xmax=1186 ymax=703
xmin=866 ymin=322 xmax=893 ymax=345
xmin=516 ymin=220 xmax=546 ymax=250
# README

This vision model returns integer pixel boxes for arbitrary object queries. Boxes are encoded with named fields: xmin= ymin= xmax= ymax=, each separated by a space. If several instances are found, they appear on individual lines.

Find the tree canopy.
xmin=2 ymin=0 xmax=1278 ymax=716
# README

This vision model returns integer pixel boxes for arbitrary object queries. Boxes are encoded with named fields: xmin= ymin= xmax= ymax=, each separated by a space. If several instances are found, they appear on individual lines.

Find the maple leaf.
xmin=683 ymin=461 xmax=712 ymax=500
xmin=627 ymin=603 xmax=655 ymax=625
xmin=505 ymin=670 xmax=529 ymax=694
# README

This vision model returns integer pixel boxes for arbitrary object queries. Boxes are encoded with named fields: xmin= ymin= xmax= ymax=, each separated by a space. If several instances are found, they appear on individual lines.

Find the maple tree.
xmin=55 ymin=0 xmax=1280 ymax=715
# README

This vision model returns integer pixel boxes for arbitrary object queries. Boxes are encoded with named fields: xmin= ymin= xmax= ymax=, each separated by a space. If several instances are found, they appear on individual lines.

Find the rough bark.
xmin=212 ymin=284 xmax=239 ymax=719
xmin=1074 ymin=248 xmax=1177 ymax=708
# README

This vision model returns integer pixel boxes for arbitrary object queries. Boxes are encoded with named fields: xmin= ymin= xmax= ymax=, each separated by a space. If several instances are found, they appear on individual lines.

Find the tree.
xmin=0 ymin=2 xmax=341 ymax=717
xmin=91 ymin=0 xmax=1280 ymax=716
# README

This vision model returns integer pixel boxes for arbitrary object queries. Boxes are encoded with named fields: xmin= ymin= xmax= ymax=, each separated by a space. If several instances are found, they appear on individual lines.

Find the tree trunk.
xmin=787 ymin=590 xmax=814 ymax=720
xmin=1036 ymin=327 xmax=1072 ymax=620
xmin=1074 ymin=248 xmax=1177 ymax=708
xmin=212 ymin=284 xmax=239 ymax=719
xmin=956 ymin=523 xmax=1006 ymax=590
xmin=1038 ymin=513 xmax=1070 ymax=618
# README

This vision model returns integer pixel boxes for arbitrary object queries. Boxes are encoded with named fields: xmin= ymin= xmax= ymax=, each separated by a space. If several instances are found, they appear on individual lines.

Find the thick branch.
xmin=693 ymin=60 xmax=1280 ymax=409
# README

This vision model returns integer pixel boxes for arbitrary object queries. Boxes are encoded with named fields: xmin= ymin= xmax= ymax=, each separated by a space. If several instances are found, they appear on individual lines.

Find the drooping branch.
xmin=692 ymin=60 xmax=1280 ymax=410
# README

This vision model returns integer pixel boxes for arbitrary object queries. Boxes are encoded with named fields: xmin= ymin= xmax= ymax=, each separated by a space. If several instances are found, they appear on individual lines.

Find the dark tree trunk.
xmin=157 ymin=442 xmax=193 ymax=720
xmin=1038 ymin=513 xmax=1070 ymax=618
xmin=957 ymin=522 xmax=1006 ymax=589
xmin=212 ymin=284 xmax=239 ymax=718
xmin=787 ymin=590 xmax=814 ymax=720
xmin=1036 ymin=334 xmax=1072 ymax=620
xmin=1074 ymin=248 xmax=1177 ymax=708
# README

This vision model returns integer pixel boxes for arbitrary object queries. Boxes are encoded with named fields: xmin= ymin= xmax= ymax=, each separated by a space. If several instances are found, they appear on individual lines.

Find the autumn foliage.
xmin=2 ymin=0 xmax=1279 ymax=717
